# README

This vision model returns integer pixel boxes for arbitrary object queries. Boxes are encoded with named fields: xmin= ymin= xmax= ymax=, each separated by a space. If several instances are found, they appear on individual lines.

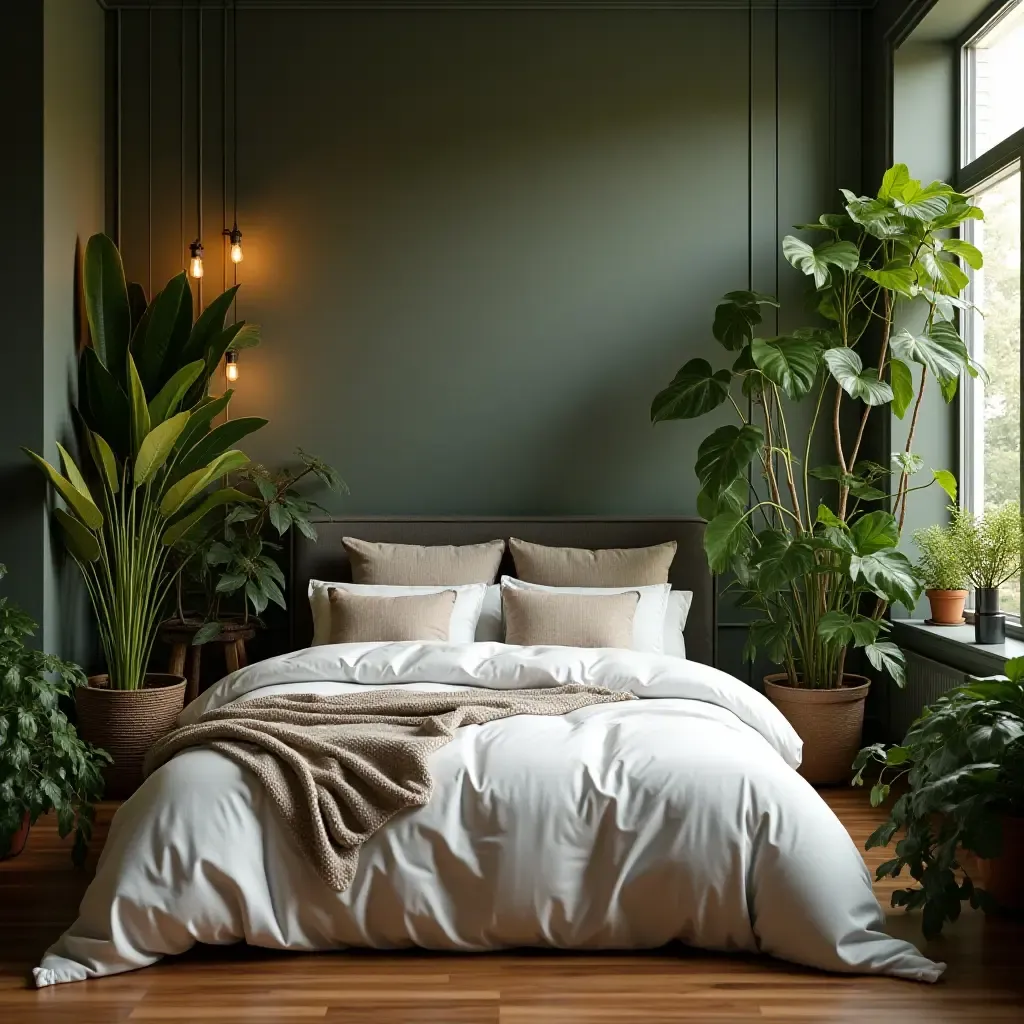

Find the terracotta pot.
xmin=0 ymin=811 xmax=31 ymax=860
xmin=76 ymin=673 xmax=186 ymax=799
xmin=764 ymin=674 xmax=871 ymax=786
xmin=960 ymin=815 xmax=1024 ymax=913
xmin=925 ymin=589 xmax=968 ymax=625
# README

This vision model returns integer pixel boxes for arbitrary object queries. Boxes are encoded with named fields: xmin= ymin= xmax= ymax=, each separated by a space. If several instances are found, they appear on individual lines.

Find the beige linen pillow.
xmin=327 ymin=588 xmax=457 ymax=643
xmin=343 ymin=537 xmax=505 ymax=586
xmin=501 ymin=588 xmax=640 ymax=649
xmin=508 ymin=538 xmax=677 ymax=587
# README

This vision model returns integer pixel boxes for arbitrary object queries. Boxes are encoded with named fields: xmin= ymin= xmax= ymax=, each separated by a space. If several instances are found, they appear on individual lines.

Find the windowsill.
xmin=891 ymin=619 xmax=1024 ymax=676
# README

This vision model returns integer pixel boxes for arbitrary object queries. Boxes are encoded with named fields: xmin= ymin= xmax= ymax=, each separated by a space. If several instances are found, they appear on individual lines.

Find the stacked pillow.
xmin=306 ymin=536 xmax=691 ymax=657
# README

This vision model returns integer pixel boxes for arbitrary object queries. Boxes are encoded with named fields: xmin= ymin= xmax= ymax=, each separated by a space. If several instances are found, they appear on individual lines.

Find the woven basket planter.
xmin=77 ymin=673 xmax=186 ymax=799
xmin=764 ymin=674 xmax=871 ymax=786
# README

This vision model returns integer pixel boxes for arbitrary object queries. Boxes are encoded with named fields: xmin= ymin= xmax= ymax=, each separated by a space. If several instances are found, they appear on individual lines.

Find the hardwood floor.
xmin=2 ymin=789 xmax=1022 ymax=1023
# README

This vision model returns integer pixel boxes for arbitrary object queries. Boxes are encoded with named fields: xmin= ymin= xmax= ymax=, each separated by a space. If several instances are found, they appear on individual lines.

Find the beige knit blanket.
xmin=144 ymin=684 xmax=634 ymax=891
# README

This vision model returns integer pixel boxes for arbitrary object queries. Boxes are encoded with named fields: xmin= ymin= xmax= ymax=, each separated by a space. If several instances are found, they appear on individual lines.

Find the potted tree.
xmin=854 ymin=656 xmax=1024 ymax=935
xmin=953 ymin=503 xmax=1024 ymax=643
xmin=913 ymin=517 xmax=970 ymax=624
xmin=24 ymin=234 xmax=266 ymax=797
xmin=0 ymin=564 xmax=109 ymax=862
xmin=652 ymin=164 xmax=983 ymax=783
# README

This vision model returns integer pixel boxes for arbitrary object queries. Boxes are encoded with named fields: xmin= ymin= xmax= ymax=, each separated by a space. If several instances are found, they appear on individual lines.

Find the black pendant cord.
xmin=180 ymin=0 xmax=186 ymax=272
xmin=116 ymin=10 xmax=122 ymax=250
xmin=222 ymin=2 xmax=228 ymax=296
xmin=774 ymin=0 xmax=780 ymax=335
xmin=148 ymin=9 xmax=153 ymax=297
xmin=197 ymin=2 xmax=204 ymax=308
xmin=745 ymin=0 xmax=754 ymax=688
xmin=233 ymin=0 xmax=240 ymax=322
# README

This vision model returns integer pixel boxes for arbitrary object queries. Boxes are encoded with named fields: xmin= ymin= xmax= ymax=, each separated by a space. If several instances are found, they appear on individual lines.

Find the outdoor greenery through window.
xmin=960 ymin=2 xmax=1024 ymax=617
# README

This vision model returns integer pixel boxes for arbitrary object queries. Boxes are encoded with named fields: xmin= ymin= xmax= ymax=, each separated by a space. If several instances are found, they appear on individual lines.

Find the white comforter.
xmin=35 ymin=642 xmax=943 ymax=986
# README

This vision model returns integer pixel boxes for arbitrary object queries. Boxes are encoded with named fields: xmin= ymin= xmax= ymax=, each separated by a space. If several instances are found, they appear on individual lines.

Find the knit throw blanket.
xmin=144 ymin=684 xmax=635 ymax=891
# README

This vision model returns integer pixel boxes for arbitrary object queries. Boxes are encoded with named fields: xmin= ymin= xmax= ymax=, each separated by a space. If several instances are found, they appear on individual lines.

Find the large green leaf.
xmin=712 ymin=300 xmax=760 ymax=351
xmin=703 ymin=510 xmax=752 ymax=573
xmin=79 ymin=347 xmax=131 ymax=459
xmin=878 ymin=164 xmax=910 ymax=200
xmin=917 ymin=248 xmax=969 ymax=296
xmin=931 ymin=200 xmax=984 ymax=231
xmin=859 ymin=259 xmax=917 ymax=296
xmin=817 ymin=610 xmax=880 ymax=647
xmin=865 ymin=641 xmax=906 ymax=687
xmin=823 ymin=347 xmax=894 ymax=406
xmin=850 ymin=510 xmax=899 ymax=554
xmin=932 ymin=469 xmax=957 ymax=502
xmin=850 ymin=549 xmax=921 ymax=609
xmin=175 ymin=416 xmax=268 ymax=477
xmin=85 ymin=429 xmax=119 ymax=495
xmin=22 ymin=450 xmax=103 ymax=530
xmin=890 ymin=323 xmax=967 ymax=381
xmin=696 ymin=477 xmax=747 ymax=521
xmin=55 ymin=443 xmax=95 ymax=506
xmin=130 ymin=274 xmax=191 ymax=395
xmin=753 ymin=533 xmax=818 ymax=591
xmin=890 ymin=357 xmax=914 ymax=419
xmin=894 ymin=180 xmax=953 ymax=222
xmin=127 ymin=281 xmax=148 ymax=334
xmin=127 ymin=354 xmax=151 ymax=455
xmin=744 ymin=616 xmax=791 ymax=664
xmin=227 ymin=323 xmax=261 ymax=351
xmin=83 ymin=234 xmax=130 ymax=383
xmin=651 ymin=359 xmax=732 ymax=422
xmin=158 ymin=449 xmax=250 ymax=518
xmin=941 ymin=238 xmax=983 ymax=271
xmin=695 ymin=423 xmax=764 ymax=499
xmin=175 ymin=391 xmax=233 ymax=454
xmin=843 ymin=193 xmax=904 ymax=239
xmin=180 ymin=285 xmax=239 ymax=366
xmin=161 ymin=487 xmax=253 ymax=546
xmin=134 ymin=412 xmax=190 ymax=486
xmin=782 ymin=236 xmax=860 ymax=288
xmin=54 ymin=508 xmax=100 ymax=563
xmin=148 ymin=360 xmax=205 ymax=426
xmin=751 ymin=336 xmax=821 ymax=399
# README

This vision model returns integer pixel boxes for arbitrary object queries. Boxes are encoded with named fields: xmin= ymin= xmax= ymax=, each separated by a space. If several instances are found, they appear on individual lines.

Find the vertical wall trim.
xmin=116 ymin=10 xmax=123 ymax=247
xmin=180 ymin=0 xmax=185 ymax=269
xmin=197 ymin=3 xmax=204 ymax=307
xmin=745 ymin=0 xmax=754 ymax=685
xmin=148 ymin=9 xmax=153 ymax=294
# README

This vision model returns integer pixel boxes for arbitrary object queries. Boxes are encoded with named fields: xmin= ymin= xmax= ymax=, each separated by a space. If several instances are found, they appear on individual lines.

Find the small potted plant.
xmin=953 ymin=503 xmax=1024 ymax=644
xmin=854 ymin=655 xmax=1024 ymax=936
xmin=913 ymin=517 xmax=970 ymax=624
xmin=0 ymin=565 xmax=110 ymax=863
xmin=161 ymin=449 xmax=345 ymax=666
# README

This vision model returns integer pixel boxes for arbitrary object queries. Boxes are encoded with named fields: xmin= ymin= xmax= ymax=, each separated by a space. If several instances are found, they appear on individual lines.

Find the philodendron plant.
xmin=23 ymin=234 xmax=266 ymax=690
xmin=652 ymin=164 xmax=984 ymax=689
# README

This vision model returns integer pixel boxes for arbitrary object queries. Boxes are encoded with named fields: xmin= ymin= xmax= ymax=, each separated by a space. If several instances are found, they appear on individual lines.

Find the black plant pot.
xmin=975 ymin=587 xmax=1005 ymax=644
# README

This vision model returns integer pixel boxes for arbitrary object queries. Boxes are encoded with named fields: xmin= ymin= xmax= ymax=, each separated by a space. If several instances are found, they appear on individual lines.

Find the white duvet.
xmin=35 ymin=642 xmax=943 ymax=986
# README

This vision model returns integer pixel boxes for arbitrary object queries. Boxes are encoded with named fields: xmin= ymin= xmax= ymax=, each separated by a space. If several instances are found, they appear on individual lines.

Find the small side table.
xmin=159 ymin=620 xmax=257 ymax=705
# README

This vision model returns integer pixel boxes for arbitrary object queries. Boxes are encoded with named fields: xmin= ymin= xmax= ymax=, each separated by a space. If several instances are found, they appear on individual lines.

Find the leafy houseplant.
xmin=952 ymin=502 xmax=1024 ymax=644
xmin=913 ymin=518 xmax=970 ymax=625
xmin=23 ymin=233 xmax=266 ymax=795
xmin=854 ymin=656 xmax=1024 ymax=937
xmin=651 ymin=163 xmax=983 ymax=783
xmin=0 ymin=565 xmax=109 ymax=863
xmin=169 ymin=449 xmax=345 ymax=646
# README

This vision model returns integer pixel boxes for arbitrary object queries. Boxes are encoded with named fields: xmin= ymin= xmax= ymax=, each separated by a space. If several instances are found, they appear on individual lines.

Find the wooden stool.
xmin=159 ymin=620 xmax=257 ymax=705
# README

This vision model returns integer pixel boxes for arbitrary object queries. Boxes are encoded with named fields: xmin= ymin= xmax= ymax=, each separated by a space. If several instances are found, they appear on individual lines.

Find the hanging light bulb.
xmin=189 ymin=240 xmax=204 ymax=279
xmin=225 ymin=350 xmax=239 ymax=382
xmin=227 ymin=225 xmax=243 ymax=264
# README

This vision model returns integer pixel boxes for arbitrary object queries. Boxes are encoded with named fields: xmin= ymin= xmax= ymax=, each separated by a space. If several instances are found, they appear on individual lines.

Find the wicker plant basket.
xmin=764 ymin=674 xmax=871 ymax=786
xmin=76 ymin=673 xmax=186 ymax=799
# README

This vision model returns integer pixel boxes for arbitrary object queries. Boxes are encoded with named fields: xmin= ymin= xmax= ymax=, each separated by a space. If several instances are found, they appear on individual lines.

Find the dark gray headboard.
xmin=290 ymin=517 xmax=716 ymax=666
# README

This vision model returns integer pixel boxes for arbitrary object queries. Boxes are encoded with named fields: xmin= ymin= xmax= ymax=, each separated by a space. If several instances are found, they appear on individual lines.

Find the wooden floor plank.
xmin=1 ymin=789 xmax=1022 ymax=1020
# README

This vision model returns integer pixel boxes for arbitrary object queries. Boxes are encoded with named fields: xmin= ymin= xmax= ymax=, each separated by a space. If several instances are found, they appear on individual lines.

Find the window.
xmin=959 ymin=2 xmax=1024 ymax=618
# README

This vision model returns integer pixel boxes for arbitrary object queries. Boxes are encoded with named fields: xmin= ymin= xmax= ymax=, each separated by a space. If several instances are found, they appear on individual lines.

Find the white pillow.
xmin=478 ymin=584 xmax=504 ymax=642
xmin=499 ymin=576 xmax=670 ymax=653
xmin=663 ymin=590 xmax=693 ymax=659
xmin=307 ymin=580 xmax=487 ymax=645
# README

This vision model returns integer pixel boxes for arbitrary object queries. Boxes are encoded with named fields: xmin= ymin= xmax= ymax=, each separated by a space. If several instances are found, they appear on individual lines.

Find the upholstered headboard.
xmin=290 ymin=517 xmax=717 ymax=666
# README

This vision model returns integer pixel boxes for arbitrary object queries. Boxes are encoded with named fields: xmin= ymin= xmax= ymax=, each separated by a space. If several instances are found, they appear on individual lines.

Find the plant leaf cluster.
xmin=652 ymin=165 xmax=984 ymax=688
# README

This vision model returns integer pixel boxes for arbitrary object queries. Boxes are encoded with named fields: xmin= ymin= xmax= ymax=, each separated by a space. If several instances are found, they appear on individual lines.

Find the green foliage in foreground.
xmin=0 ymin=565 xmax=109 ymax=864
xmin=855 ymin=656 xmax=1024 ymax=937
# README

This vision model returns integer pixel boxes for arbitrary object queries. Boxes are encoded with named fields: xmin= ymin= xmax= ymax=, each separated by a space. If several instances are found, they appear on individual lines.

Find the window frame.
xmin=955 ymin=0 xmax=1024 ymax=625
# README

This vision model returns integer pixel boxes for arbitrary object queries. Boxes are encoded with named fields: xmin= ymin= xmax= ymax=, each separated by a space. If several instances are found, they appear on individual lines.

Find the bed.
xmin=34 ymin=517 xmax=942 ymax=986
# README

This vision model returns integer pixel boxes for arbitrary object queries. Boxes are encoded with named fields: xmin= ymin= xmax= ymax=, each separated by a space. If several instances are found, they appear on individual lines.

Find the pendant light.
xmin=189 ymin=4 xmax=204 ymax=283
xmin=223 ymin=0 xmax=243 ymax=265
xmin=225 ymin=350 xmax=239 ymax=382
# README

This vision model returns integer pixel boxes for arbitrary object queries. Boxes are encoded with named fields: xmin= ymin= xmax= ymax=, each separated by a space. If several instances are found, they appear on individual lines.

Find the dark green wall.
xmin=115 ymin=4 xmax=865 ymax=675
xmin=0 ymin=0 xmax=105 ymax=658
